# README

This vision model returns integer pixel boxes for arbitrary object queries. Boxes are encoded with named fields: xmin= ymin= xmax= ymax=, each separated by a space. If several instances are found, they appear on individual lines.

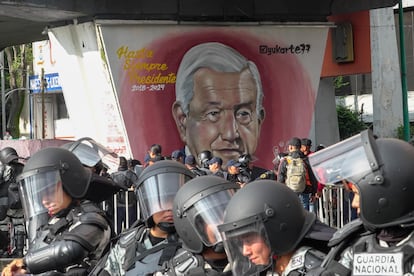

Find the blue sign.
xmin=29 ymin=72 xmax=62 ymax=93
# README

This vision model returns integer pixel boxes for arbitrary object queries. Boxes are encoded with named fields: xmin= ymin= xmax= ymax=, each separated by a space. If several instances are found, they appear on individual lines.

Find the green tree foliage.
xmin=337 ymin=105 xmax=367 ymax=140
xmin=333 ymin=76 xmax=350 ymax=89
xmin=397 ymin=124 xmax=414 ymax=140
xmin=2 ymin=44 xmax=32 ymax=138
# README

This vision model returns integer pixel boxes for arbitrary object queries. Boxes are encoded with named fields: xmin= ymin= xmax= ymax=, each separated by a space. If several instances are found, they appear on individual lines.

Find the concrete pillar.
xmin=370 ymin=7 xmax=403 ymax=138
xmin=312 ymin=77 xmax=340 ymax=148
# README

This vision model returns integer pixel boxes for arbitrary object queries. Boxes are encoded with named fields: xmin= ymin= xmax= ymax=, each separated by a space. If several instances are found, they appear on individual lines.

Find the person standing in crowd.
xmin=0 ymin=147 xmax=25 ymax=258
xmin=218 ymin=179 xmax=336 ymax=276
xmin=95 ymin=160 xmax=195 ymax=276
xmin=300 ymin=138 xmax=319 ymax=213
xmin=198 ymin=150 xmax=212 ymax=175
xmin=172 ymin=42 xmax=266 ymax=177
xmin=225 ymin=159 xmax=249 ymax=187
xmin=300 ymin=138 xmax=313 ymax=156
xmin=100 ymin=165 xmax=111 ymax=178
xmin=147 ymin=155 xmax=163 ymax=167
xmin=61 ymin=137 xmax=128 ymax=234
xmin=111 ymin=156 xmax=139 ymax=233
xmin=208 ymin=156 xmax=225 ymax=178
xmin=144 ymin=144 xmax=163 ymax=167
xmin=156 ymin=175 xmax=238 ymax=275
xmin=3 ymin=131 xmax=12 ymax=140
xmin=184 ymin=154 xmax=207 ymax=177
xmin=259 ymin=152 xmax=283 ymax=181
xmin=171 ymin=150 xmax=185 ymax=163
xmin=308 ymin=130 xmax=414 ymax=275
xmin=2 ymin=147 xmax=112 ymax=276
xmin=278 ymin=137 xmax=317 ymax=210
xmin=237 ymin=154 xmax=254 ymax=181
xmin=128 ymin=158 xmax=143 ymax=176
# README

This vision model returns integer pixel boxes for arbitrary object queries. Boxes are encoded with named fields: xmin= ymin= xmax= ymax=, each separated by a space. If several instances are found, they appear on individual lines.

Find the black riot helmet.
xmin=174 ymin=175 xmax=239 ymax=254
xmin=61 ymin=137 xmax=118 ymax=173
xmin=218 ymin=180 xmax=315 ymax=275
xmin=135 ymin=160 xmax=195 ymax=231
xmin=310 ymin=129 xmax=414 ymax=229
xmin=238 ymin=154 xmax=252 ymax=166
xmin=198 ymin=150 xmax=212 ymax=168
xmin=0 ymin=147 xmax=19 ymax=164
xmin=62 ymin=138 xmax=124 ymax=202
xmin=17 ymin=148 xmax=92 ymax=240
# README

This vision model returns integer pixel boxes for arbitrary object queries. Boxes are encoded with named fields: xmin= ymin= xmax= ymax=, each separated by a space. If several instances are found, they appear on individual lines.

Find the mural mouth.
xmin=214 ymin=149 xmax=242 ymax=159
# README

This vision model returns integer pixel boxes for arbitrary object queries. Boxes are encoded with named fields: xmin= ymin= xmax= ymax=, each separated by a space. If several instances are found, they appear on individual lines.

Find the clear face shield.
xmin=136 ymin=172 xmax=192 ymax=220
xmin=187 ymin=188 xmax=237 ymax=247
xmin=308 ymin=130 xmax=383 ymax=186
xmin=19 ymin=170 xmax=65 ymax=218
xmin=64 ymin=138 xmax=118 ymax=171
xmin=219 ymin=218 xmax=272 ymax=276
xmin=18 ymin=169 xmax=64 ymax=244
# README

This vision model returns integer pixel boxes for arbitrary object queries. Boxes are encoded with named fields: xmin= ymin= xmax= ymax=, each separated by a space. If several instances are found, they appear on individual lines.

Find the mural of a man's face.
xmin=173 ymin=67 xmax=264 ymax=166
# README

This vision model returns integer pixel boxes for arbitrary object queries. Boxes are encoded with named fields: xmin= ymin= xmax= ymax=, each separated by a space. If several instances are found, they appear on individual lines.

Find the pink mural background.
xmin=103 ymin=27 xmax=326 ymax=170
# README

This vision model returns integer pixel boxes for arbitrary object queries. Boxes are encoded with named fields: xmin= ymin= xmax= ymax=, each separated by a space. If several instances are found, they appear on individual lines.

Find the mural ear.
xmin=172 ymin=101 xmax=187 ymax=142
xmin=180 ymin=118 xmax=186 ymax=129
xmin=258 ymin=108 xmax=265 ymax=124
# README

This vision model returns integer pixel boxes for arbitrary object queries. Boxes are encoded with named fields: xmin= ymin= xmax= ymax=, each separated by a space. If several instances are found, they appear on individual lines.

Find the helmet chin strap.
xmin=157 ymin=222 xmax=176 ymax=233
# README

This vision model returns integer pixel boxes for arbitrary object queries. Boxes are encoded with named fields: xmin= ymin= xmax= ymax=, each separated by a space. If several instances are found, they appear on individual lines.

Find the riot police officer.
xmin=218 ymin=179 xmax=335 ymax=276
xmin=61 ymin=137 xmax=119 ymax=175
xmin=111 ymin=156 xmax=139 ymax=233
xmin=237 ymin=154 xmax=253 ymax=182
xmin=96 ymin=160 xmax=195 ymax=276
xmin=61 ymin=137 xmax=126 ymax=231
xmin=156 ymin=175 xmax=239 ymax=275
xmin=198 ymin=150 xmax=212 ymax=175
xmin=0 ymin=147 xmax=25 ymax=257
xmin=1 ymin=147 xmax=112 ymax=276
xmin=308 ymin=130 xmax=414 ymax=275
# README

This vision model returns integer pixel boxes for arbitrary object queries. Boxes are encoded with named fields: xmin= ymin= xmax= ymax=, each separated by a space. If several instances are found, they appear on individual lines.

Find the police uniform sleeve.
xmin=24 ymin=212 xmax=111 ymax=274
xmin=23 ymin=240 xmax=90 ymax=274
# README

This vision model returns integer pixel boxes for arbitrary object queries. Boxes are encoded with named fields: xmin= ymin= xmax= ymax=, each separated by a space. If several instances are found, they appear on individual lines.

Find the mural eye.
xmin=235 ymin=109 xmax=253 ymax=125
xmin=204 ymin=110 xmax=221 ymax=122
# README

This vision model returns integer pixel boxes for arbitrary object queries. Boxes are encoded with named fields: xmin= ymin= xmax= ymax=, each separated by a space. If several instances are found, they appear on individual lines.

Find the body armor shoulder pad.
xmin=119 ymin=223 xmax=146 ymax=248
xmin=79 ymin=211 xmax=109 ymax=230
xmin=304 ymin=248 xmax=326 ymax=269
xmin=328 ymin=219 xmax=365 ymax=247
xmin=282 ymin=246 xmax=325 ymax=275
xmin=79 ymin=200 xmax=103 ymax=213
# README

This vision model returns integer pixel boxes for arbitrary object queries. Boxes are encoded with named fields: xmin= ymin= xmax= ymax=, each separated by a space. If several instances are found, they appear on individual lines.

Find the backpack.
xmin=285 ymin=156 xmax=306 ymax=193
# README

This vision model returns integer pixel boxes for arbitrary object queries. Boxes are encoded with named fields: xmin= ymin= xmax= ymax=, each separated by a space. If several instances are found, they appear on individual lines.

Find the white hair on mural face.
xmin=175 ymin=42 xmax=264 ymax=116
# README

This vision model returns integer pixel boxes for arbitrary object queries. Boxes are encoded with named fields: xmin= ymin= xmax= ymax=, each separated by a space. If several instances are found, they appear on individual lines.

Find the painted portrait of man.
xmin=172 ymin=42 xmax=265 ymax=167
xmin=100 ymin=25 xmax=328 ymax=169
